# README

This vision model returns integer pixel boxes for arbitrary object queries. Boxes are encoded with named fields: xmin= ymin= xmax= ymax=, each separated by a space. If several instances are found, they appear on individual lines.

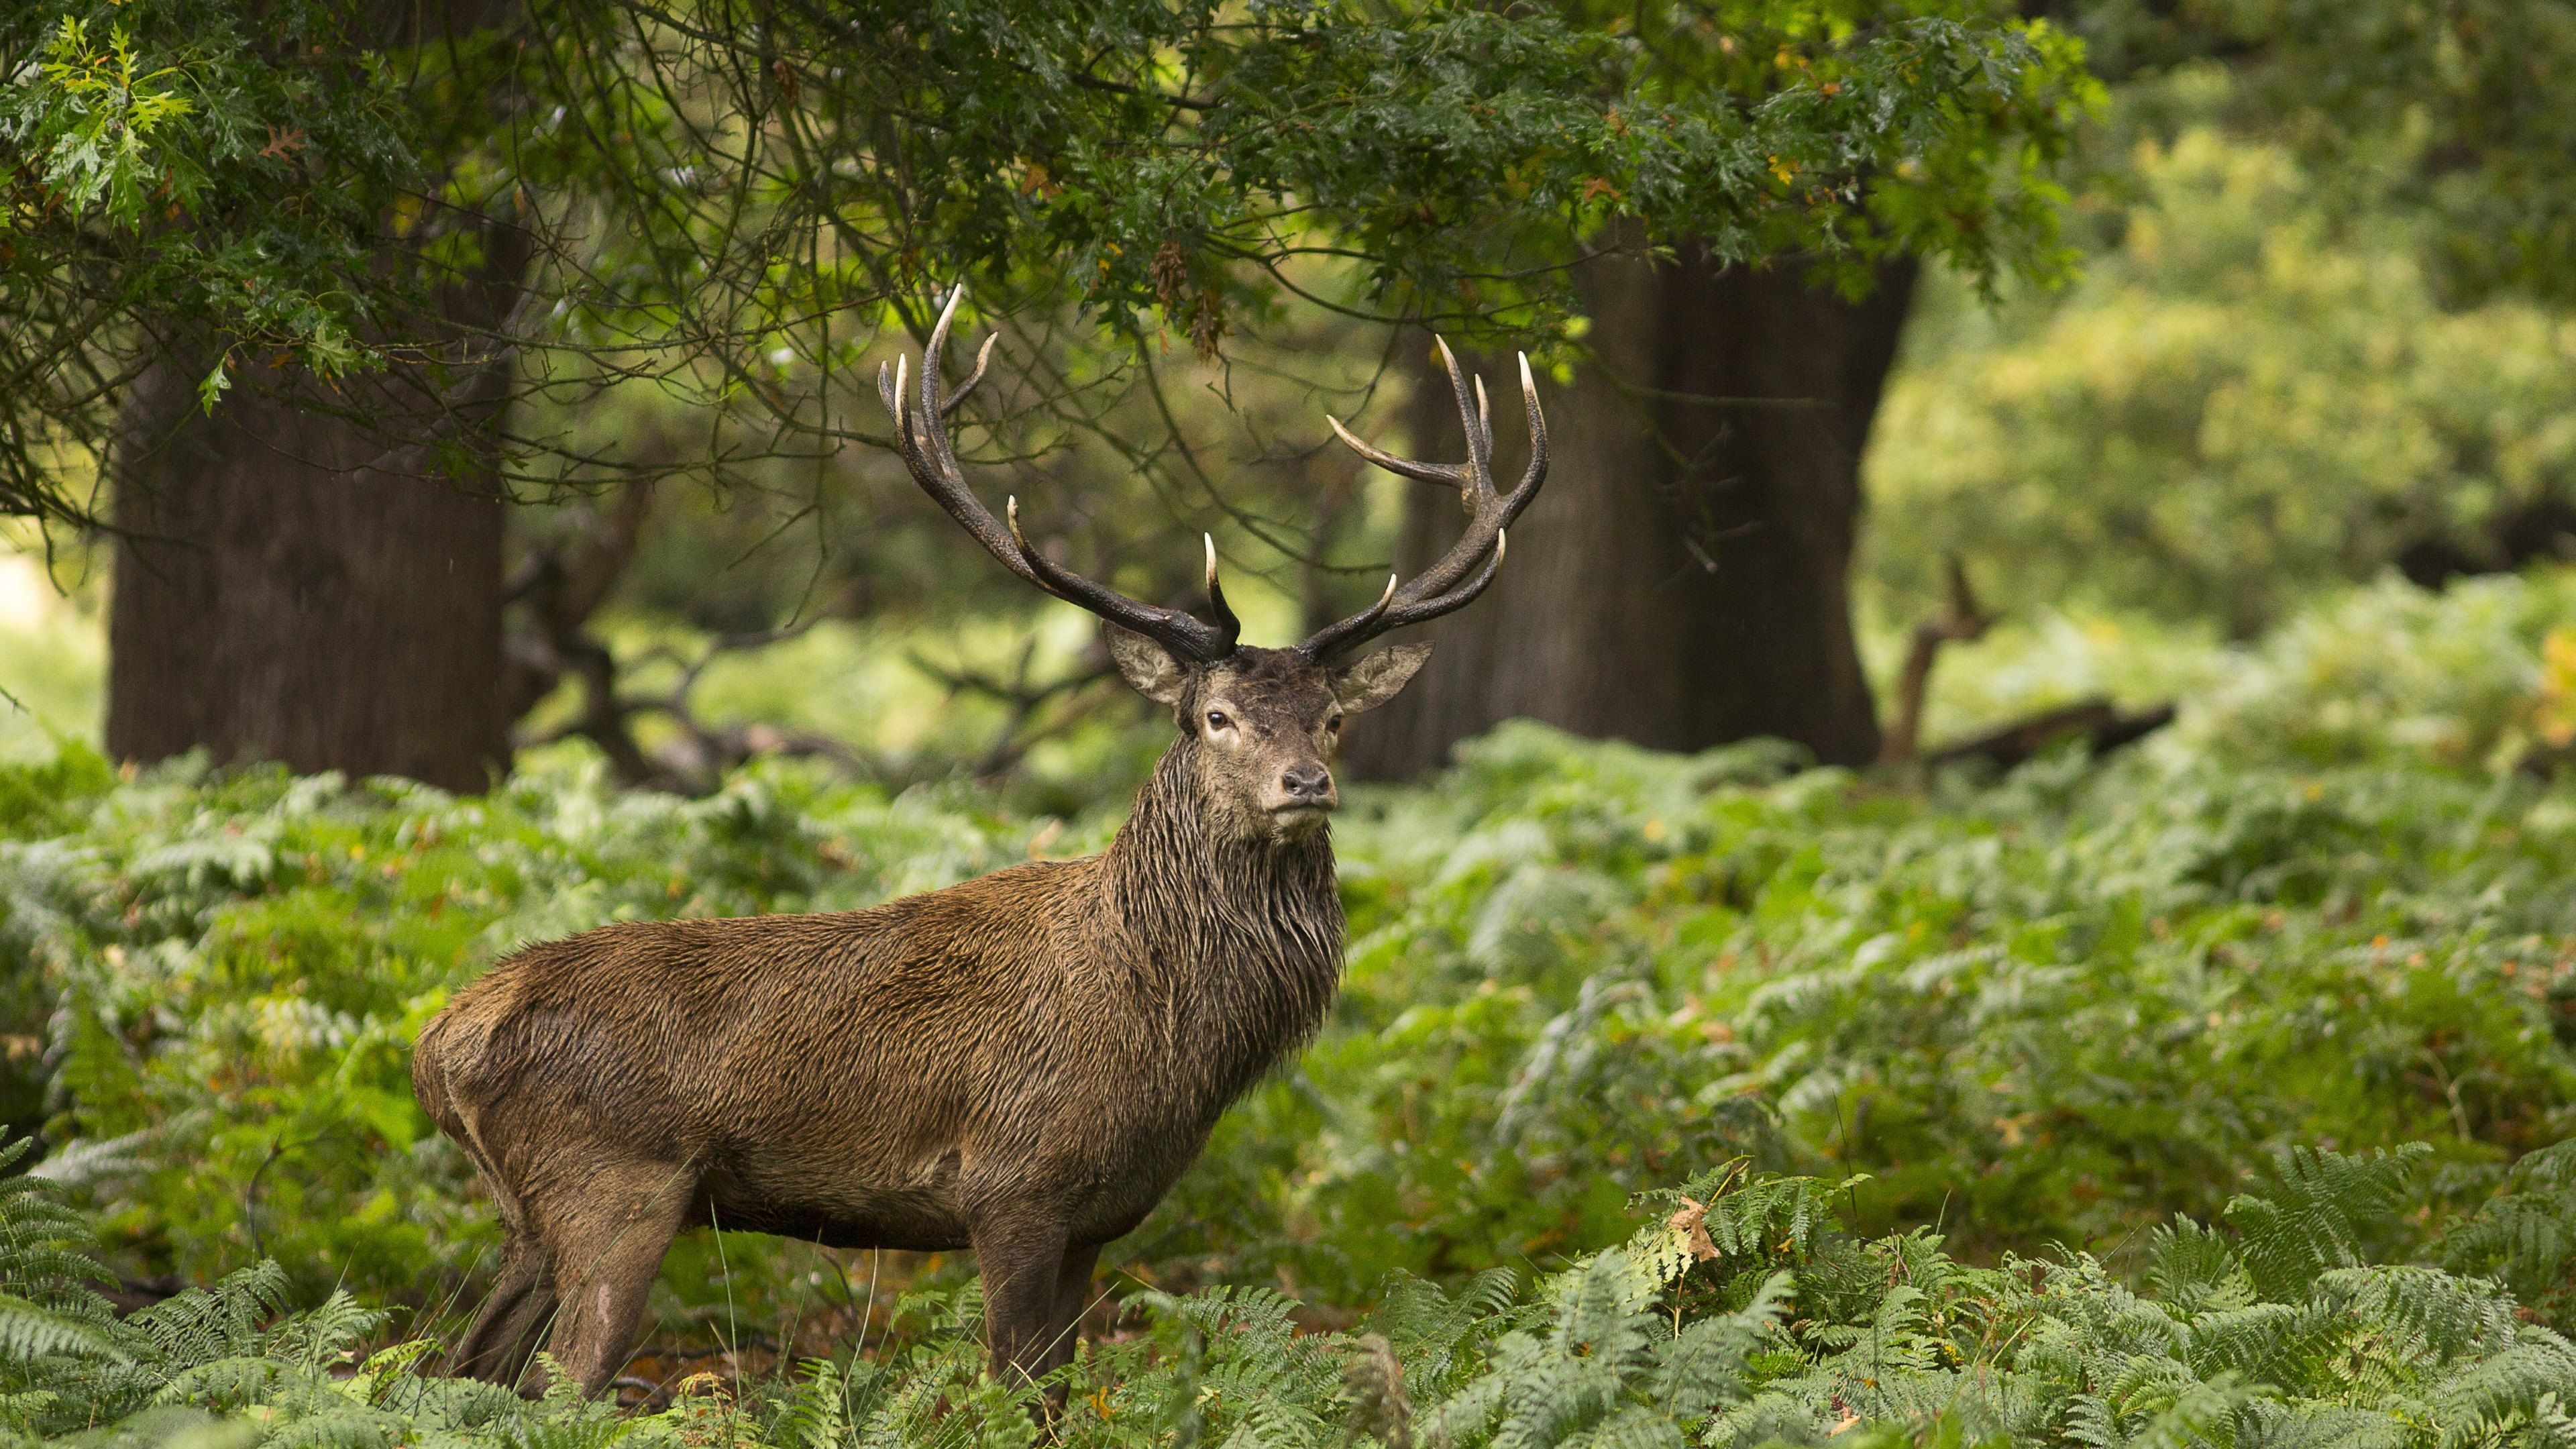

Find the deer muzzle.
xmin=1267 ymin=761 xmax=1338 ymax=819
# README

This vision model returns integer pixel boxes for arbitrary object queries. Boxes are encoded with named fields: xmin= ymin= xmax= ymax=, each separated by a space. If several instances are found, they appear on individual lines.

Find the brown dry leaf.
xmin=1667 ymin=1195 xmax=1719 ymax=1260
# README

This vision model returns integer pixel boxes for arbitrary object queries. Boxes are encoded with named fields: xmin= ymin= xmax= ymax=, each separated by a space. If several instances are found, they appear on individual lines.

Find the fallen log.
xmin=1924 ymin=697 xmax=2178 ymax=772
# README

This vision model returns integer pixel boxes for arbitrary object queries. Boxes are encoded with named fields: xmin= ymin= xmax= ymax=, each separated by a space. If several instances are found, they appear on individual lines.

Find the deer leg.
xmin=971 ymin=1216 xmax=1071 ymax=1394
xmin=530 ymin=1158 xmax=696 ymax=1397
xmin=453 ymin=1231 xmax=558 ymax=1387
xmin=1036 ymin=1242 xmax=1102 ymax=1383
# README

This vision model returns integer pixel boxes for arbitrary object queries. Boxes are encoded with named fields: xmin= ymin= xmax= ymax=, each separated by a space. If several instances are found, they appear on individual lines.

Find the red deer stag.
xmin=411 ymin=287 xmax=1548 ymax=1397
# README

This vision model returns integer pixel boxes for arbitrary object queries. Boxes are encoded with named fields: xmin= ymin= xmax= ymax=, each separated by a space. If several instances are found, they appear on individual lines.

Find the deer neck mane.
xmin=1096 ymin=739 xmax=1345 ymax=1093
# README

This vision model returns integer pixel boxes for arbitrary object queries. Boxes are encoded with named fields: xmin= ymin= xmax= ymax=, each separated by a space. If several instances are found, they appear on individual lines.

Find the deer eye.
xmin=1326 ymin=713 xmax=1344 ymax=733
xmin=1205 ymin=710 xmax=1232 ymax=732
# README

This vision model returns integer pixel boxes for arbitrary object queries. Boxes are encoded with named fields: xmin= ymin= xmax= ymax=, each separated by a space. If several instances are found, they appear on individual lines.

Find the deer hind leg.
xmin=527 ymin=1157 xmax=698 ymax=1398
xmin=445 ymin=1105 xmax=564 ymax=1390
xmin=453 ymin=1231 xmax=558 ymax=1388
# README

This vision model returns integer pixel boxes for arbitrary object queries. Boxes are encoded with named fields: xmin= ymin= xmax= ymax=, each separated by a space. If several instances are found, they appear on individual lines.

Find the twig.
xmin=910 ymin=641 xmax=1117 ymax=778
xmin=1881 ymin=555 xmax=1994 ymax=765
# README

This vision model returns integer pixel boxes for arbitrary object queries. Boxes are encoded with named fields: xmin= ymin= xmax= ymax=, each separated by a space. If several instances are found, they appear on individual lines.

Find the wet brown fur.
xmin=411 ymin=639 xmax=1428 ymax=1397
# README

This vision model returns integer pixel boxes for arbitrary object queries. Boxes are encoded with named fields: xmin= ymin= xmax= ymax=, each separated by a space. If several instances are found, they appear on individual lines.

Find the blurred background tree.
xmin=3 ymin=0 xmax=2571 ymax=791
xmin=3 ymin=0 xmax=2090 ymax=790
xmin=1370 ymin=0 xmax=2576 ymax=775
xmin=1868 ymin=74 xmax=2576 ymax=641
xmin=1864 ymin=0 xmax=2576 ymax=654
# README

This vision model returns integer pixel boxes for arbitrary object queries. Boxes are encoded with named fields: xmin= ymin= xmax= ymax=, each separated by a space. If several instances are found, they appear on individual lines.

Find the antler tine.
xmin=1385 ymin=529 xmax=1505 ymax=627
xmin=1294 ymin=572 xmax=1401 ymax=664
xmin=1298 ymin=345 xmax=1548 ymax=662
xmin=1375 ymin=351 xmax=1522 ymax=605
xmin=1003 ymin=501 xmax=1240 ymax=660
xmin=879 ymin=283 xmax=1237 ymax=662
xmin=916 ymin=282 xmax=965 ymax=425
xmin=1324 ymin=415 xmax=1473 ymax=490
xmin=943 ymin=333 xmax=996 ymax=416
xmin=1434 ymin=337 xmax=1495 ymax=503
xmin=881 ymin=348 xmax=1040 ymax=588
xmin=1511 ymin=352 xmax=1548 ymax=510
xmin=1204 ymin=533 xmax=1241 ymax=641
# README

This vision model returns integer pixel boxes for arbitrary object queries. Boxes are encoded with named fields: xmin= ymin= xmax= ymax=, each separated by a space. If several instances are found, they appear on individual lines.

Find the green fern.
xmin=2442 ymin=1138 xmax=2576 ymax=1328
xmin=2224 ymin=1146 xmax=2432 ymax=1300
xmin=0 ymin=1126 xmax=2561 ymax=1449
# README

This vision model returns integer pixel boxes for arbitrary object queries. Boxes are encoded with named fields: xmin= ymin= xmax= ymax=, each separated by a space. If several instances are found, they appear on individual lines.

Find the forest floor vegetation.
xmin=0 ymin=570 xmax=2571 ymax=1447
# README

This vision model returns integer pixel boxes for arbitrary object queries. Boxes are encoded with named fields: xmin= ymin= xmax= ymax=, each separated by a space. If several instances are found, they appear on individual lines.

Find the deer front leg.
xmin=1038 ymin=1242 xmax=1103 ymax=1383
xmin=971 ymin=1215 xmax=1071 ymax=1394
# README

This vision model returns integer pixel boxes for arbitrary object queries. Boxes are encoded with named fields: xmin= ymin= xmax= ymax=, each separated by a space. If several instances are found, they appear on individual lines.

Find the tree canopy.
xmin=1 ymin=0 xmax=2096 ymax=525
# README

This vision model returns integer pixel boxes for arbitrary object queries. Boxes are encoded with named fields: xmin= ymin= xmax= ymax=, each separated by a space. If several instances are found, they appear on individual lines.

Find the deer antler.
xmin=878 ymin=285 xmax=1241 ymax=663
xmin=1299 ymin=338 xmax=1549 ymax=661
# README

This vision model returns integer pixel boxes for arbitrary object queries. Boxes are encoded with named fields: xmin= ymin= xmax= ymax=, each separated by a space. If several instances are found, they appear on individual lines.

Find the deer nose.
xmin=1281 ymin=762 xmax=1334 ymax=803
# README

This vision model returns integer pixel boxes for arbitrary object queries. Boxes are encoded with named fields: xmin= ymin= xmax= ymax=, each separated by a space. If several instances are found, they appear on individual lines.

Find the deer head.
xmin=879 ymin=286 xmax=1548 ymax=841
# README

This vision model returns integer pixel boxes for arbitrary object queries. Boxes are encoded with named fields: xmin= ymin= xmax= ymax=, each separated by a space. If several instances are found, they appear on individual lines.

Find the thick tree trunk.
xmin=1344 ymin=251 xmax=1917 ymax=780
xmin=107 ymin=355 xmax=513 ymax=792
xmin=105 ymin=0 xmax=523 ymax=794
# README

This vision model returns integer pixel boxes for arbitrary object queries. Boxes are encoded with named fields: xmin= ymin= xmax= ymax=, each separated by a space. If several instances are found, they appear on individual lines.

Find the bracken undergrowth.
xmin=0 ymin=572 xmax=2571 ymax=1444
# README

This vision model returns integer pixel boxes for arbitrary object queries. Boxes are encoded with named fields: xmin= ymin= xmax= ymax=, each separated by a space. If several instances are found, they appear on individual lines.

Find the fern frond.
xmin=260 ymin=1401 xmax=405 ymax=1449
xmin=2224 ymin=1146 xmax=2430 ymax=1300
xmin=2151 ymin=1218 xmax=2255 ymax=1318
xmin=2315 ymin=1268 xmax=2518 ymax=1360
xmin=1557 ymin=1403 xmax=1684 ymax=1449
xmin=767 ymin=1356 xmax=853 ymax=1449
xmin=2127 ymin=1368 xmax=2258 ymax=1449
xmin=2522 ymin=1391 xmax=2576 ymax=1449
xmin=264 ymin=1291 xmax=386 ymax=1373
xmin=0 ymin=1291 xmax=130 ymax=1364
xmin=2428 ymin=1337 xmax=2576 ymax=1449
xmin=1704 ymin=1387 xmax=1831 ymax=1449
xmin=2505 ymin=1140 xmax=2576 ymax=1190
xmin=2235 ymin=1400 xmax=2412 ymax=1449
xmin=154 ymin=1354 xmax=285 ymax=1408
xmin=128 ymin=1260 xmax=295 ymax=1371
xmin=2185 ymin=1301 xmax=2324 ymax=1381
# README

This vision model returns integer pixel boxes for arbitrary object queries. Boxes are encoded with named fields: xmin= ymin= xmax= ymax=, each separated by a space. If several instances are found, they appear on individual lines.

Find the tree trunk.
xmin=106 ymin=355 xmax=513 ymax=792
xmin=105 ymin=2 xmax=523 ymax=794
xmin=1343 ymin=250 xmax=1917 ymax=780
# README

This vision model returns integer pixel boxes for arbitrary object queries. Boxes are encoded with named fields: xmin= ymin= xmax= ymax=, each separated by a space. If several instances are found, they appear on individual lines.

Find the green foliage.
xmin=2221 ymin=1144 xmax=2429 ymax=1299
xmin=2161 ymin=572 xmax=2576 ymax=775
xmin=0 ymin=573 xmax=2571 ymax=1358
xmin=1865 ymin=568 xmax=2576 ymax=777
xmin=20 ymin=17 xmax=199 ymax=217
xmin=2219 ymin=0 xmax=2576 ymax=308
xmin=544 ymin=0 xmax=2087 ymax=331
xmin=1867 ymin=97 xmax=2576 ymax=636
xmin=2440 ymin=1138 xmax=2576 ymax=1334
xmin=0 ymin=0 xmax=412 ymax=517
xmin=1 ymin=0 xmax=2094 ymax=525
xmin=0 ymin=1128 xmax=2570 ymax=1449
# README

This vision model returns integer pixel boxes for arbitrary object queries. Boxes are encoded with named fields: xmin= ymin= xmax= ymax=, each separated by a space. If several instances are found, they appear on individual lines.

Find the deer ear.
xmin=1106 ymin=624 xmax=1189 ymax=706
xmin=1331 ymin=643 xmax=1432 ymax=714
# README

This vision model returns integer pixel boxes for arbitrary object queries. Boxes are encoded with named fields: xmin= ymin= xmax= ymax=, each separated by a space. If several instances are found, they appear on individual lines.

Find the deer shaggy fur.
xmin=415 ymin=297 xmax=1543 ymax=1400
xmin=411 ymin=640 xmax=1426 ymax=1397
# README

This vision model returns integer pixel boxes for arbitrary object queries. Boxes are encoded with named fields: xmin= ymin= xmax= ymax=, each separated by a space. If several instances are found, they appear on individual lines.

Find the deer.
xmin=409 ymin=286 xmax=1548 ymax=1400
